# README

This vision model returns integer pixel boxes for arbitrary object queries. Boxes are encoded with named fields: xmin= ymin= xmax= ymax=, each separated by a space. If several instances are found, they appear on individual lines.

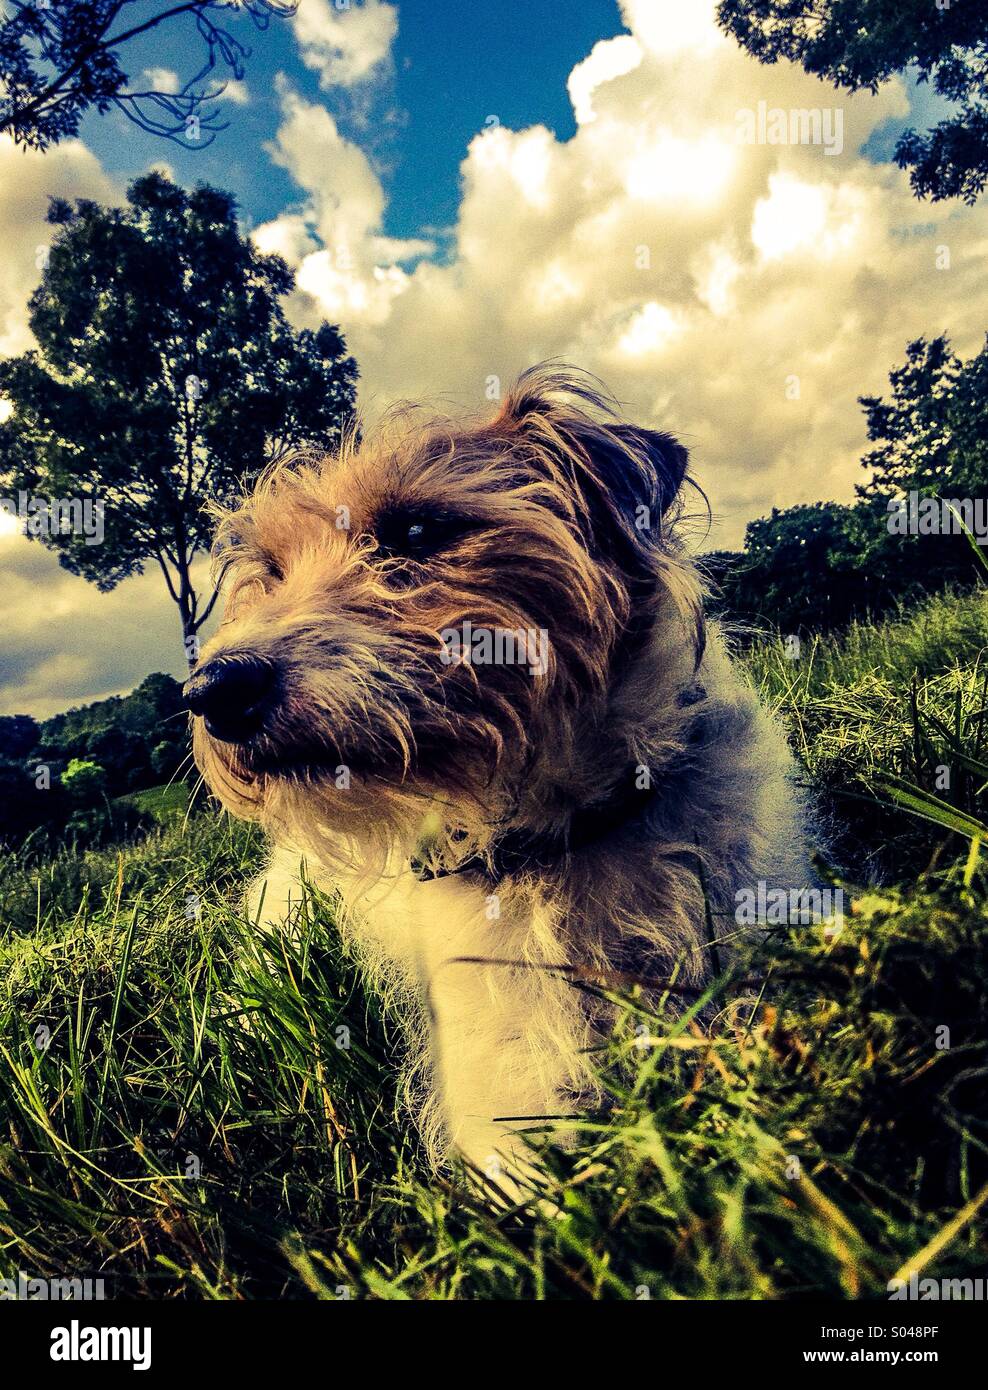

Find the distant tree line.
xmin=0 ymin=672 xmax=188 ymax=852
xmin=708 ymin=335 xmax=988 ymax=635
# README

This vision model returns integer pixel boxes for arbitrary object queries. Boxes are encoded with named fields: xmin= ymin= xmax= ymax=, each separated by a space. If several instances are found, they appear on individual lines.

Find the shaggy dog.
xmin=186 ymin=366 xmax=814 ymax=1190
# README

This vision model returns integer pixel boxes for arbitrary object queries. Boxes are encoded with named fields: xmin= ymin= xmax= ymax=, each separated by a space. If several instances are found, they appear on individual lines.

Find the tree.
xmin=712 ymin=336 xmax=988 ymax=636
xmin=714 ymin=501 xmax=882 ymax=632
xmin=60 ymin=756 xmax=107 ymax=802
xmin=151 ymin=739 xmax=179 ymax=779
xmin=0 ymin=713 xmax=39 ymax=759
xmin=0 ymin=0 xmax=295 ymax=151
xmin=717 ymin=1 xmax=988 ymax=203
xmin=0 ymin=173 xmax=358 ymax=660
xmin=858 ymin=335 xmax=988 ymax=501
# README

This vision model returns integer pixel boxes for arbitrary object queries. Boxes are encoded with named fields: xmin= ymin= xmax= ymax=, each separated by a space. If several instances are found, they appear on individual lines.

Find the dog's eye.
xmin=374 ymin=509 xmax=475 ymax=562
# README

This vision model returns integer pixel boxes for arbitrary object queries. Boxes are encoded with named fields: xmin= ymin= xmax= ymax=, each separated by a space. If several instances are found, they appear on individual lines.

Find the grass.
xmin=1 ymin=588 xmax=988 ymax=1299
xmin=116 ymin=782 xmax=192 ymax=825
xmin=746 ymin=587 xmax=988 ymax=880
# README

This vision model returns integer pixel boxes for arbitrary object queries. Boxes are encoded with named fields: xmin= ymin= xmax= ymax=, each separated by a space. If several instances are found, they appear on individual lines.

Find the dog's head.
xmin=187 ymin=366 xmax=702 ymax=859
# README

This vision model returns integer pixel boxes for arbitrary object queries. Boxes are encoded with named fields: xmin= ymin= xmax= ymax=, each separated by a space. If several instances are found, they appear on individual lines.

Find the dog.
xmin=185 ymin=366 xmax=815 ymax=1190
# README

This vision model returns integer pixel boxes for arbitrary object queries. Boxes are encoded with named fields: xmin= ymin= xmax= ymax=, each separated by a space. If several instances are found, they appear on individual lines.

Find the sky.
xmin=0 ymin=0 xmax=986 ymax=717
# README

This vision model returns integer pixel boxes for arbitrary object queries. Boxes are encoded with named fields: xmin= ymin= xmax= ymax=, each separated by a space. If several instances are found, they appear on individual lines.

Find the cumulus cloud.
xmin=567 ymin=35 xmax=642 ymax=125
xmin=0 ymin=531 xmax=206 ymax=717
xmin=211 ymin=78 xmax=251 ymax=105
xmin=253 ymin=82 xmax=433 ymax=327
xmin=0 ymin=134 xmax=118 ymax=357
xmin=140 ymin=66 xmax=181 ymax=94
xmin=260 ymin=0 xmax=987 ymax=546
xmin=292 ymin=0 xmax=398 ymax=89
xmin=0 ymin=137 xmax=198 ymax=716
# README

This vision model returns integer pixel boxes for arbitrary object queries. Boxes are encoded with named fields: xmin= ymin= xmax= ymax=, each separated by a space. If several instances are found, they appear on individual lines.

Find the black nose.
xmin=183 ymin=656 xmax=277 ymax=743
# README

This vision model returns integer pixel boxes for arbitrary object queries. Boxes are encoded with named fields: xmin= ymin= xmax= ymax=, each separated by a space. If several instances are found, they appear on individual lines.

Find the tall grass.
xmin=1 ymin=588 xmax=987 ymax=1299
xmin=744 ymin=589 xmax=988 ymax=879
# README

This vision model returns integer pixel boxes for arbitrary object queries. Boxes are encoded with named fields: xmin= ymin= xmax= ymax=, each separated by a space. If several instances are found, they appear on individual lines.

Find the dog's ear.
xmin=594 ymin=422 xmax=689 ymax=533
xmin=501 ymin=367 xmax=691 ymax=575
xmin=567 ymin=422 xmax=689 ymax=582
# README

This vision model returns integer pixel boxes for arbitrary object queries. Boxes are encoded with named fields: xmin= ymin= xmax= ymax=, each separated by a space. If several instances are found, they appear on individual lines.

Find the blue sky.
xmin=80 ymin=0 xmax=627 ymax=241
xmin=76 ymin=0 xmax=950 ymax=243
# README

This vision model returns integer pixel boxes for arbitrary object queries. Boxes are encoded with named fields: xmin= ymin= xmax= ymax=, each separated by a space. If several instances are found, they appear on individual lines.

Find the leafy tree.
xmin=0 ymin=674 xmax=198 ymax=850
xmin=714 ymin=501 xmax=881 ymax=632
xmin=858 ymin=334 xmax=988 ymax=501
xmin=717 ymin=0 xmax=988 ymax=202
xmin=60 ymin=757 xmax=107 ymax=802
xmin=38 ymin=672 xmax=185 ymax=745
xmin=0 ymin=762 xmax=47 ymax=840
xmin=0 ymin=173 xmax=358 ymax=660
xmin=151 ymin=739 xmax=180 ymax=779
xmin=0 ymin=713 xmax=39 ymax=759
xmin=84 ymin=725 xmax=151 ymax=793
xmin=714 ymin=336 xmax=988 ymax=634
xmin=0 ymin=0 xmax=295 ymax=150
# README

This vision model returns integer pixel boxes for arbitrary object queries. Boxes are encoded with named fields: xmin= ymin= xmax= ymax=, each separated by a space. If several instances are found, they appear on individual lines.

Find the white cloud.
xmin=257 ymin=3 xmax=987 ymax=549
xmin=751 ymin=174 xmax=867 ymax=261
xmin=292 ymin=0 xmax=398 ymax=89
xmin=568 ymin=36 xmax=642 ymax=125
xmin=621 ymin=0 xmax=729 ymax=57
xmin=615 ymin=301 xmax=684 ymax=358
xmin=254 ymin=82 xmax=432 ymax=326
xmin=623 ymin=132 xmax=737 ymax=205
xmin=218 ymin=79 xmax=250 ymax=105
xmin=141 ymin=66 xmax=181 ymax=94
xmin=0 ymin=134 xmax=119 ymax=357
xmin=265 ymin=83 xmax=385 ymax=246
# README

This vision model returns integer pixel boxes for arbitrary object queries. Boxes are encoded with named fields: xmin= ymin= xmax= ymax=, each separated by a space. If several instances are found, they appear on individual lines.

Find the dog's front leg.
xmin=418 ymin=884 xmax=591 ymax=1198
xmin=246 ymin=842 xmax=330 ymax=932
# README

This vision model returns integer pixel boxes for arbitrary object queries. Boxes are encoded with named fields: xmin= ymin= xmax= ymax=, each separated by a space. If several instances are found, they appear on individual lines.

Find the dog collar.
xmin=415 ymin=682 xmax=705 ymax=885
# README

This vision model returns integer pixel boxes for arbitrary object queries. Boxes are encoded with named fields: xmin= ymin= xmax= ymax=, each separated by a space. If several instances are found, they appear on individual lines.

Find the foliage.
xmin=0 ymin=1 xmax=295 ymax=150
xmin=60 ymin=756 xmax=107 ymax=802
xmin=858 ymin=335 xmax=988 ymax=501
xmin=712 ymin=336 xmax=988 ymax=633
xmin=0 ymin=715 xmax=39 ymax=760
xmin=0 ymin=672 xmax=191 ymax=852
xmin=717 ymin=0 xmax=988 ymax=203
xmin=0 ymin=172 xmax=358 ymax=650
xmin=1 ymin=591 xmax=987 ymax=1298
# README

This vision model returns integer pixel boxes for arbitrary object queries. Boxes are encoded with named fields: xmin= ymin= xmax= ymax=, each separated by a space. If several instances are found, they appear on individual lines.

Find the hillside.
xmin=1 ymin=590 xmax=987 ymax=1298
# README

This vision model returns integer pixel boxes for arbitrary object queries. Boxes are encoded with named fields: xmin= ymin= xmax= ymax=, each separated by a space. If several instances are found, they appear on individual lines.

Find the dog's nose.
xmin=183 ymin=656 xmax=277 ymax=743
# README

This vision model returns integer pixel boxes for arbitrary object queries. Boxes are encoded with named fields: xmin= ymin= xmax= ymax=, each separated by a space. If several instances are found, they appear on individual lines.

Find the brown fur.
xmin=190 ymin=366 xmax=814 ymax=1184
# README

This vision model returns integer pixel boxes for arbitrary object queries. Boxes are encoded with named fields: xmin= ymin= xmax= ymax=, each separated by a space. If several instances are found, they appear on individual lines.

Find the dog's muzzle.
xmin=183 ymin=655 xmax=278 ymax=743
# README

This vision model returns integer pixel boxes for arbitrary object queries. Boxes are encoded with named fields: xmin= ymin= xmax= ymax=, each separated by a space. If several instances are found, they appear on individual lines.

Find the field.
xmin=1 ymin=590 xmax=987 ymax=1299
xmin=116 ymin=783 xmax=192 ymax=826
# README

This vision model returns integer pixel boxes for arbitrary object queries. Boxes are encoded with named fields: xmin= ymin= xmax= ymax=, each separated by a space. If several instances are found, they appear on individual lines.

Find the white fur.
xmin=246 ymin=622 xmax=813 ymax=1187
